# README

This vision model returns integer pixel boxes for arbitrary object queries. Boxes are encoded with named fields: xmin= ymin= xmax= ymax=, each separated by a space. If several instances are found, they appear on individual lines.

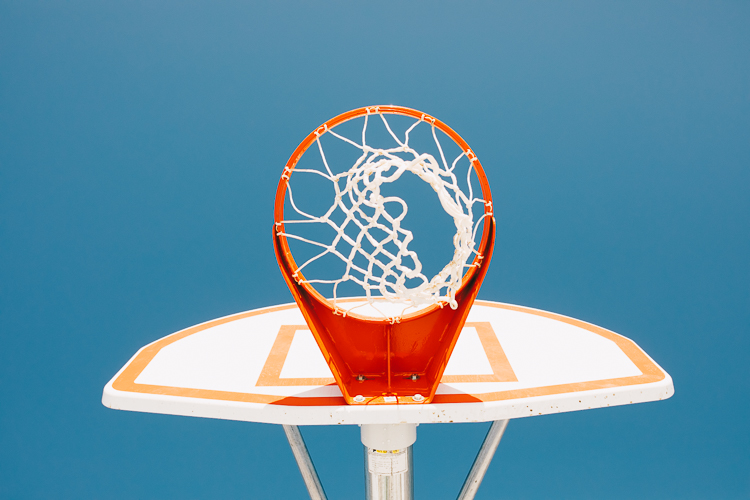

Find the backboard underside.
xmin=102 ymin=300 xmax=673 ymax=425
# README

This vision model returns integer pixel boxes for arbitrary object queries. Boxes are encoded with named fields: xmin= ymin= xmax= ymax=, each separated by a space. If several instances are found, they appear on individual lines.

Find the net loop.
xmin=314 ymin=124 xmax=328 ymax=137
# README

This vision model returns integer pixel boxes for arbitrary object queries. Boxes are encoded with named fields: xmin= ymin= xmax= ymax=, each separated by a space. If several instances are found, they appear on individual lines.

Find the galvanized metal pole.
xmin=283 ymin=425 xmax=328 ymax=500
xmin=456 ymin=420 xmax=509 ymax=500
xmin=362 ymin=424 xmax=417 ymax=500
xmin=364 ymin=445 xmax=414 ymax=500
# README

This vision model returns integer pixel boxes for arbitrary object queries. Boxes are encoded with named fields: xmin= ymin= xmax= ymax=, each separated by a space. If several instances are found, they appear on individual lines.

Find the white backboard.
xmin=102 ymin=300 xmax=673 ymax=425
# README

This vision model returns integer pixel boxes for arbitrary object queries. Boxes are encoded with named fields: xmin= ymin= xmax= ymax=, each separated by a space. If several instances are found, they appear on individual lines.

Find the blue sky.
xmin=1 ymin=1 xmax=748 ymax=498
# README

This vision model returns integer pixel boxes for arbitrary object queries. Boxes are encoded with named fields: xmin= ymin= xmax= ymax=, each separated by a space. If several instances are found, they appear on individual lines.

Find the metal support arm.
xmin=283 ymin=419 xmax=507 ymax=500
xmin=456 ymin=420 xmax=509 ymax=500
xmin=283 ymin=425 xmax=328 ymax=500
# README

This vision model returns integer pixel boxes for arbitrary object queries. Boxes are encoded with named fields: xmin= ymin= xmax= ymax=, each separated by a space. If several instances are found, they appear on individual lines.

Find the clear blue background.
xmin=1 ymin=2 xmax=748 ymax=498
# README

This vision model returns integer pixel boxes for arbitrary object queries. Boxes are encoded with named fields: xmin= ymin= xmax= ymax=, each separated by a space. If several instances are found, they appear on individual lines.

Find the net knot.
xmin=420 ymin=113 xmax=436 ymax=124
xmin=314 ymin=124 xmax=328 ymax=137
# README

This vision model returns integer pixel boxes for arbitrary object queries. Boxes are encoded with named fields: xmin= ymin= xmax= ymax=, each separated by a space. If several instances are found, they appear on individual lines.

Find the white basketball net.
xmin=278 ymin=110 xmax=491 ymax=319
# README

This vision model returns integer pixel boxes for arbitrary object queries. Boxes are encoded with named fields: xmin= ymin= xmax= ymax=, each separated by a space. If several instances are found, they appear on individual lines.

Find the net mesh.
xmin=277 ymin=109 xmax=491 ymax=319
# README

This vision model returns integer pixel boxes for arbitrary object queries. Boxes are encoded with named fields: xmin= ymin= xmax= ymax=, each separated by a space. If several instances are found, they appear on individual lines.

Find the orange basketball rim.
xmin=273 ymin=105 xmax=495 ymax=405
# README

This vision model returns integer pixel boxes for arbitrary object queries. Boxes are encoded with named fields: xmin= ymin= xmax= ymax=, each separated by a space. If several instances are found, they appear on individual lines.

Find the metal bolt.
xmin=354 ymin=395 xmax=365 ymax=403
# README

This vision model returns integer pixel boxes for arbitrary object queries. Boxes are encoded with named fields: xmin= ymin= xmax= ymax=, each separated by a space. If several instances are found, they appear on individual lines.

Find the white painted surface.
xmin=281 ymin=330 xmax=333 ymax=379
xmin=443 ymin=327 xmax=494 ymax=376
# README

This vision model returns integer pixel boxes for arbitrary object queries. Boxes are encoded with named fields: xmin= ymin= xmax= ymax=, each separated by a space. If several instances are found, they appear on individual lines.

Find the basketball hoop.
xmin=273 ymin=105 xmax=496 ymax=405
xmin=104 ymin=106 xmax=674 ymax=500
